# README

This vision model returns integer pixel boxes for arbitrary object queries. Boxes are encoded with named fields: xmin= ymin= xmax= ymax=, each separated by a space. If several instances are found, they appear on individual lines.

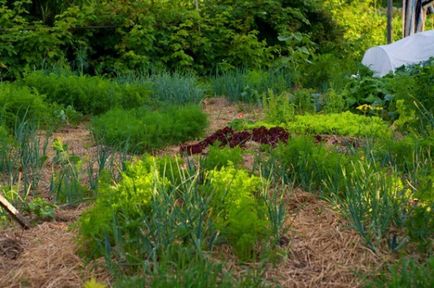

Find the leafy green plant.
xmin=269 ymin=136 xmax=348 ymax=193
xmin=288 ymin=89 xmax=315 ymax=114
xmin=206 ymin=165 xmax=270 ymax=259
xmin=268 ymin=136 xmax=411 ymax=251
xmin=90 ymin=105 xmax=208 ymax=153
xmin=13 ymin=119 xmax=49 ymax=193
xmin=286 ymin=112 xmax=392 ymax=137
xmin=201 ymin=145 xmax=244 ymax=171
xmin=0 ymin=125 xmax=14 ymax=174
xmin=334 ymin=162 xmax=407 ymax=251
xmin=24 ymin=197 xmax=56 ymax=221
xmin=262 ymin=90 xmax=295 ymax=124
xmin=322 ymin=88 xmax=346 ymax=113
xmin=50 ymin=139 xmax=87 ymax=205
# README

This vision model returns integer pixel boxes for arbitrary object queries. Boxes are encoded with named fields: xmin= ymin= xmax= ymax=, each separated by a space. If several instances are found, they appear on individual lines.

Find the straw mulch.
xmin=0 ymin=221 xmax=85 ymax=288
xmin=264 ymin=190 xmax=385 ymax=287
xmin=0 ymin=100 xmax=387 ymax=287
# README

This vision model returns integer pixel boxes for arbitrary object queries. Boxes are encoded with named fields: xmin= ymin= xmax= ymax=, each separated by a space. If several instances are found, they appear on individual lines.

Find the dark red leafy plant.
xmin=180 ymin=126 xmax=289 ymax=155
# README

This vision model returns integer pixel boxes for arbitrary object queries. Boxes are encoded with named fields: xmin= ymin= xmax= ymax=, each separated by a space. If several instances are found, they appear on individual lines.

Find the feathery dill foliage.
xmin=22 ymin=71 xmax=152 ymax=115
xmin=90 ymin=105 xmax=208 ymax=153
xmin=0 ymin=83 xmax=54 ymax=129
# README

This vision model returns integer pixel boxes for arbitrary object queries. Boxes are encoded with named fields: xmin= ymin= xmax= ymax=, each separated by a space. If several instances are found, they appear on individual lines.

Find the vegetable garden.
xmin=0 ymin=1 xmax=433 ymax=287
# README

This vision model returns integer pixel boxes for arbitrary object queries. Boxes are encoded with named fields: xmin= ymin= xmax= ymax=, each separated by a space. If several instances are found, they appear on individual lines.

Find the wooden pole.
xmin=387 ymin=0 xmax=393 ymax=43
xmin=0 ymin=194 xmax=30 ymax=230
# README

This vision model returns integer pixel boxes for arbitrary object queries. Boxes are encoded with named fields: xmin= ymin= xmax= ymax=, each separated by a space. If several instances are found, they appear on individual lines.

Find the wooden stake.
xmin=0 ymin=194 xmax=30 ymax=230
xmin=387 ymin=0 xmax=393 ymax=43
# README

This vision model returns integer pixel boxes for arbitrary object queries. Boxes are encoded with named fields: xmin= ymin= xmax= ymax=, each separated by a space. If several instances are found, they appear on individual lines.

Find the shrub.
xmin=286 ymin=112 xmax=392 ymax=137
xmin=322 ymin=88 xmax=346 ymax=113
xmin=78 ymin=156 xmax=277 ymax=265
xmin=0 ymin=83 xmax=54 ymax=129
xmin=0 ymin=125 xmax=13 ymax=172
xmin=78 ymin=157 xmax=163 ymax=256
xmin=22 ymin=71 xmax=152 ymax=115
xmin=90 ymin=105 xmax=208 ymax=152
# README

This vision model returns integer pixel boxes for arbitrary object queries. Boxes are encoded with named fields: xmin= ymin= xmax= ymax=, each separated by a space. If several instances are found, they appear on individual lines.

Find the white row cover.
xmin=362 ymin=30 xmax=434 ymax=77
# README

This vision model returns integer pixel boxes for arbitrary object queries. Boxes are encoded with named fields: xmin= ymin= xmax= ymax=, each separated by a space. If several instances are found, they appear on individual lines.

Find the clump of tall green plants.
xmin=366 ymin=256 xmax=434 ymax=288
xmin=90 ymin=105 xmax=208 ymax=153
xmin=77 ymin=155 xmax=286 ymax=284
xmin=23 ymin=71 xmax=152 ymax=115
xmin=265 ymin=136 xmax=422 ymax=251
xmin=117 ymin=71 xmax=205 ymax=104
xmin=50 ymin=139 xmax=88 ymax=205
xmin=0 ymin=83 xmax=54 ymax=130
xmin=212 ymin=69 xmax=292 ymax=103
xmin=149 ymin=72 xmax=205 ymax=104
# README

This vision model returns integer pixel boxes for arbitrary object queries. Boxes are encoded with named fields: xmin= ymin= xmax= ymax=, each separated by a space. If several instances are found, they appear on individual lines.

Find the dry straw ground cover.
xmin=0 ymin=99 xmax=387 ymax=287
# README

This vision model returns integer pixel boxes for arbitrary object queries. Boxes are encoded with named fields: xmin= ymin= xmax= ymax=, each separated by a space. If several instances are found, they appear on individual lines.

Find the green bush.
xmin=0 ymin=83 xmax=54 ymax=129
xmin=78 ymin=157 xmax=162 ymax=256
xmin=22 ymin=71 xmax=151 ymax=115
xmin=0 ymin=125 xmax=13 ymax=172
xmin=90 ymin=105 xmax=208 ymax=152
xmin=50 ymin=139 xmax=88 ymax=205
xmin=286 ymin=112 xmax=392 ymax=137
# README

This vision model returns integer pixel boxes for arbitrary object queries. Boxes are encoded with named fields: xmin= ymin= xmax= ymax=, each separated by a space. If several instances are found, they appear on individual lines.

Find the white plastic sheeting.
xmin=362 ymin=30 xmax=434 ymax=77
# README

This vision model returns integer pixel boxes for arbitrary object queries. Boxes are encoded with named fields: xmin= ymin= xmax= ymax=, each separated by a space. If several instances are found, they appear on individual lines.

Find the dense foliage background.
xmin=1 ymin=0 xmax=413 ymax=79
